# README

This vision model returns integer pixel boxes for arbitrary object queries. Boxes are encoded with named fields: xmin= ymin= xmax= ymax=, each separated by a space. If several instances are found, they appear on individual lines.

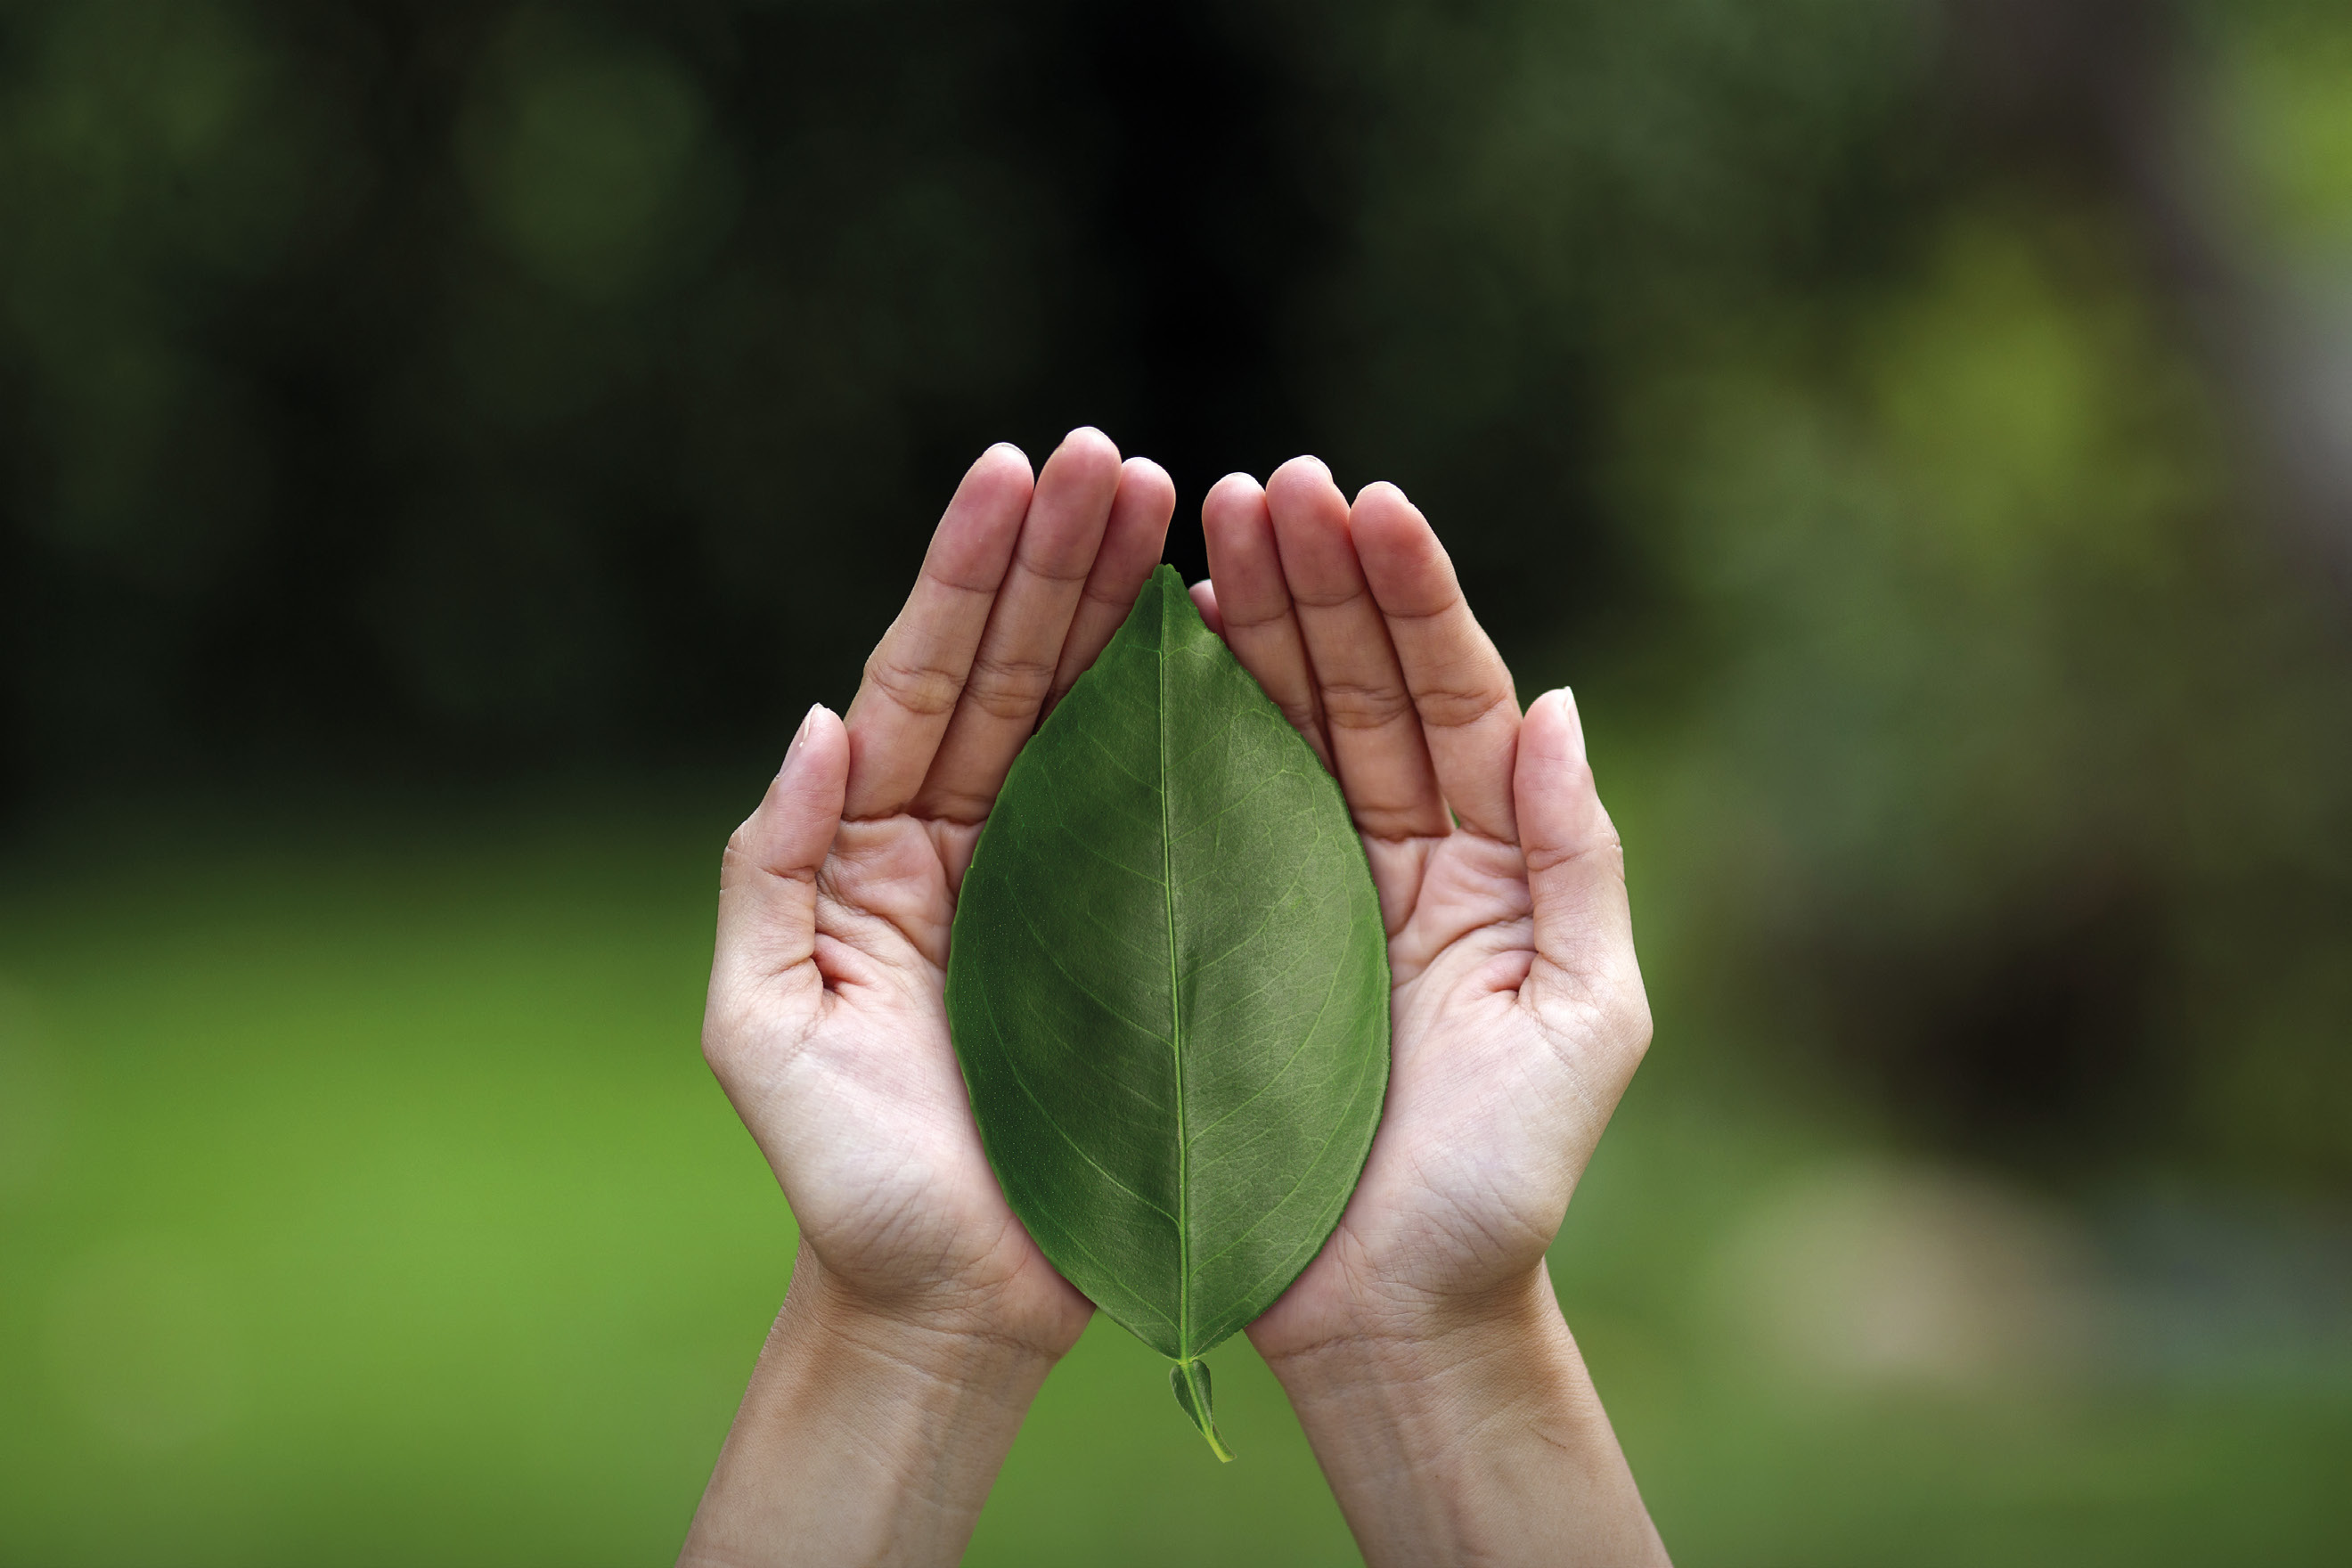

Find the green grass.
xmin=1 ymin=800 xmax=2346 ymax=1565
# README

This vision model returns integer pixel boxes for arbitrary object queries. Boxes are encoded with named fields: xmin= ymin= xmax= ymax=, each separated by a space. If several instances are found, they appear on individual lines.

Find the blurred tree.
xmin=3 ymin=0 xmax=2348 ymax=1182
xmin=0 ymin=0 xmax=1345 ymax=789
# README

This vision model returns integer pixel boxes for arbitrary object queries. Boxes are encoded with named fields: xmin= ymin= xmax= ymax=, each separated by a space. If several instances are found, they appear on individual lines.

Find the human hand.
xmin=1196 ymin=458 xmax=1664 ymax=1566
xmin=683 ymin=430 xmax=1173 ymax=1566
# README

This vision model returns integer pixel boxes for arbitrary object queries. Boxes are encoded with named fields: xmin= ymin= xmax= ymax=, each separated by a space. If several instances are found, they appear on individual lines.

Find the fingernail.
xmin=1556 ymin=687 xmax=1588 ymax=764
xmin=780 ymin=703 xmax=822 ymax=772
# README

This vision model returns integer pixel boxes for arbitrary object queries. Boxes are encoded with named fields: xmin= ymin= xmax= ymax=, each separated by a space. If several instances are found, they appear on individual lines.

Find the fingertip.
xmin=1056 ymin=424 xmax=1123 ymax=469
xmin=939 ymin=446 xmax=1036 ymax=560
xmin=1202 ymin=472 xmax=1272 ymax=551
xmin=1264 ymin=455 xmax=1359 ymax=585
xmin=1267 ymin=454 xmax=1338 ymax=502
xmin=1266 ymin=453 xmax=1350 ymax=528
xmin=742 ymin=702 xmax=849 ymax=880
xmin=972 ymin=440 xmax=1035 ymax=486
xmin=1349 ymin=483 xmax=1448 ymax=600
xmin=1033 ymin=429 xmax=1124 ymax=521
xmin=1513 ymin=684 xmax=1631 ymax=993
xmin=786 ymin=701 xmax=851 ymax=780
xmin=1348 ymin=480 xmax=1426 ymax=542
xmin=1105 ymin=457 xmax=1175 ymax=543
xmin=1519 ymin=688 xmax=1588 ymax=774
xmin=1097 ymin=460 xmax=1176 ymax=576
xmin=1119 ymin=454 xmax=1178 ymax=509
xmin=1203 ymin=471 xmax=1265 ymax=521
xmin=778 ymin=701 xmax=818 ymax=772
xmin=1554 ymin=686 xmax=1588 ymax=764
xmin=1189 ymin=578 xmax=1224 ymax=638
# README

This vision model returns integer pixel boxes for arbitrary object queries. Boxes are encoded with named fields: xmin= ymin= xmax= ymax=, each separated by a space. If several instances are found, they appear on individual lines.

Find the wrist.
xmin=780 ymin=1242 xmax=1070 ymax=1394
xmin=678 ymin=1242 xmax=1064 ymax=1568
xmin=1256 ymin=1263 xmax=1668 ymax=1568
xmin=1254 ymin=1262 xmax=1574 ymax=1431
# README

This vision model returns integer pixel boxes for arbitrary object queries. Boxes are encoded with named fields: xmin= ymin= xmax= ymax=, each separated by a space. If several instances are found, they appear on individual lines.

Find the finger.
xmin=715 ymin=706 xmax=851 ymax=1001
xmin=1202 ymin=471 xmax=1330 ymax=769
xmin=1188 ymin=578 xmax=1223 ymax=638
xmin=913 ymin=428 xmax=1125 ymax=820
xmin=1515 ymin=690 xmax=1646 ymax=1041
xmin=1046 ymin=455 xmax=1177 ymax=712
xmin=1264 ymin=457 xmax=1448 ymax=840
xmin=1351 ymin=482 xmax=1522 ymax=842
xmin=842 ymin=445 xmax=1035 ymax=820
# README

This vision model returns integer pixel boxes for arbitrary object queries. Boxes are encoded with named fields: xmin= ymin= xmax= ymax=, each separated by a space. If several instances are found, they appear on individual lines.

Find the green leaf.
xmin=946 ymin=565 xmax=1390 ymax=1459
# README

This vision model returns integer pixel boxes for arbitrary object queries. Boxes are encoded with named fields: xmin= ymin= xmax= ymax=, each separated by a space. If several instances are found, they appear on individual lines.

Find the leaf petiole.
xmin=1170 ymin=1358 xmax=1235 ymax=1462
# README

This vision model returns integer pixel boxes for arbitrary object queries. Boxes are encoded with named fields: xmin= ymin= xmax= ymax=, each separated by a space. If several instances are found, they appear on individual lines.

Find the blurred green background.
xmin=4 ymin=0 xmax=2351 ymax=1562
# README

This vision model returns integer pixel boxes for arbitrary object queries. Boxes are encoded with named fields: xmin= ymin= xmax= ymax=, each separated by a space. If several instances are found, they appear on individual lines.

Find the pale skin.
xmin=684 ymin=429 xmax=1667 ymax=1567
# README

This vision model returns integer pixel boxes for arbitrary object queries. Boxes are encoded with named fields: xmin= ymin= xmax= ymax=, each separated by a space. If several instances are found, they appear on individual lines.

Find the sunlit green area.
xmin=3 ymin=805 xmax=2346 ymax=1566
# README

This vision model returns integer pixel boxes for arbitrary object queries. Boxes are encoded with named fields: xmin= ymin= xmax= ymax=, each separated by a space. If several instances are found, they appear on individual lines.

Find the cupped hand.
xmin=1192 ymin=459 xmax=1654 ymax=1363
xmin=703 ymin=429 xmax=1173 ymax=1360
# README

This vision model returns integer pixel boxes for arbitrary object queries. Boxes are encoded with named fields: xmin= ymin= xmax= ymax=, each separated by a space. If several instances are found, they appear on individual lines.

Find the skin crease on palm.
xmin=688 ymin=429 xmax=1667 ymax=1568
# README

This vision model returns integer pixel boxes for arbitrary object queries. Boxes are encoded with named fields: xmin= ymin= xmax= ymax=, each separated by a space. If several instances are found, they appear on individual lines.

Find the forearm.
xmin=679 ymin=1242 xmax=1058 ymax=1568
xmin=1264 ymin=1263 xmax=1669 ymax=1568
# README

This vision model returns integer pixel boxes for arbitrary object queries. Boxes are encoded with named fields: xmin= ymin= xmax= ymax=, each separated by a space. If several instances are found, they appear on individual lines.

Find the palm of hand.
xmin=705 ymin=433 xmax=1174 ymax=1358
xmin=762 ymin=816 xmax=1088 ymax=1344
xmin=1252 ymin=835 xmax=1598 ymax=1351
xmin=1188 ymin=460 xmax=1649 ymax=1361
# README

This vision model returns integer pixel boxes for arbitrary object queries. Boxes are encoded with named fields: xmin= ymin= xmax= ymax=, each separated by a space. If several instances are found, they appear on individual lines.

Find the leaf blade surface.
xmin=946 ymin=567 xmax=1390 ymax=1439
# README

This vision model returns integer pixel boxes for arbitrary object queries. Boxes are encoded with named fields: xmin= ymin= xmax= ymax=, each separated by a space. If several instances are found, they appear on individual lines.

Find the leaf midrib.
xmin=1158 ymin=582 xmax=1192 ymax=1361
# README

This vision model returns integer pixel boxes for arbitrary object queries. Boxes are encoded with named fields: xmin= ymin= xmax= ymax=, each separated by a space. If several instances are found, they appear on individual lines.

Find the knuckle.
xmin=699 ymin=1005 xmax=745 ymax=1077
xmin=865 ymin=650 xmax=963 ymax=718
xmin=1523 ymin=811 xmax=1620 ymax=881
xmin=1529 ymin=974 xmax=1596 ymax=1042
xmin=1319 ymin=680 xmax=1417 ymax=731
xmin=1018 ymin=552 xmax=1096 ymax=587
xmin=1412 ymin=681 xmax=1514 ymax=732
xmin=1081 ymin=575 xmax=1136 ymax=608
xmin=719 ymin=817 xmax=771 ymax=891
xmin=1352 ymin=803 xmax=1441 ymax=843
xmin=1219 ymin=600 xmax=1298 ymax=633
xmin=1613 ymin=979 xmax=1654 ymax=1060
xmin=1289 ymin=582 xmax=1364 ymax=612
xmin=910 ymin=782 xmax=994 ymax=823
xmin=1595 ymin=825 xmax=1628 ymax=881
xmin=960 ymin=649 xmax=1058 ymax=721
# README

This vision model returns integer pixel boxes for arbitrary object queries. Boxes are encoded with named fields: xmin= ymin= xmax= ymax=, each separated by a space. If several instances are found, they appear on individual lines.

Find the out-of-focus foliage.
xmin=0 ymin=0 xmax=1124 ymax=778
xmin=1625 ymin=207 xmax=2352 ymax=1177
xmin=0 ymin=0 xmax=1927 ymax=787
xmin=1240 ymin=0 xmax=2352 ymax=1180
xmin=3 ymin=1 xmax=2348 ymax=1171
xmin=2213 ymin=0 xmax=2352 ymax=257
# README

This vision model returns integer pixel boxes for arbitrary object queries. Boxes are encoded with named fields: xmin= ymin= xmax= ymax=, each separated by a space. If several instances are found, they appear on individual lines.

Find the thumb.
xmin=715 ymin=704 xmax=851 ymax=995
xmin=1515 ymin=690 xmax=1649 ymax=1058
